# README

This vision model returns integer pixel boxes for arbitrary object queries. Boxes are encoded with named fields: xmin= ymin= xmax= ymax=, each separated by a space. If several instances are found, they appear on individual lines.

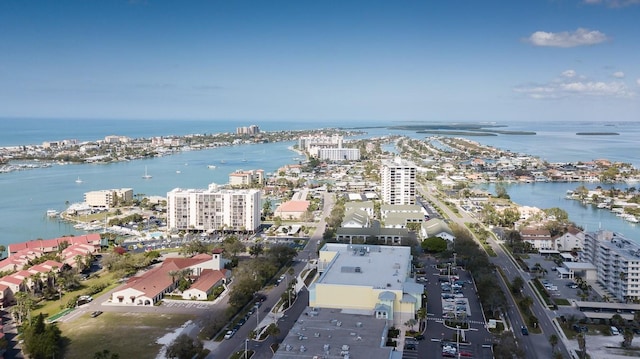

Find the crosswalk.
xmin=426 ymin=316 xmax=486 ymax=326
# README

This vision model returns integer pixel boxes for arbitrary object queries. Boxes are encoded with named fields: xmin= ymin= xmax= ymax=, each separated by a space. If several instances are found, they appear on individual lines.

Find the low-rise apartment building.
xmin=84 ymin=188 xmax=133 ymax=208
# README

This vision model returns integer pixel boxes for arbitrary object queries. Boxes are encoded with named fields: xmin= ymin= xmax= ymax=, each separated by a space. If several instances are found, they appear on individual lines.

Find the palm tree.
xmin=577 ymin=333 xmax=586 ymax=359
xmin=168 ymin=270 xmax=178 ymax=286
xmin=622 ymin=327 xmax=634 ymax=348
xmin=549 ymin=334 xmax=558 ymax=353
xmin=416 ymin=308 xmax=427 ymax=331
xmin=404 ymin=319 xmax=417 ymax=332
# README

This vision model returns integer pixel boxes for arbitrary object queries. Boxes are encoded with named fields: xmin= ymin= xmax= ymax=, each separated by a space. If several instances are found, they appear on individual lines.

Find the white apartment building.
xmin=236 ymin=125 xmax=260 ymax=135
xmin=317 ymin=147 xmax=360 ymax=161
xmin=298 ymin=134 xmax=343 ymax=151
xmin=84 ymin=188 xmax=133 ymax=209
xmin=167 ymin=184 xmax=260 ymax=233
xmin=380 ymin=158 xmax=416 ymax=205
xmin=581 ymin=230 xmax=640 ymax=302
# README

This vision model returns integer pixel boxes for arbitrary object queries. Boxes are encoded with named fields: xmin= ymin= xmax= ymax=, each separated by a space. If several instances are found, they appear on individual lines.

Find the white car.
xmin=224 ymin=330 xmax=235 ymax=340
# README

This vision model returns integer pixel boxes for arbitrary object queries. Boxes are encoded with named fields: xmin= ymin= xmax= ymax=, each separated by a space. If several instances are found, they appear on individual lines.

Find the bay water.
xmin=1 ymin=119 xmax=639 ymax=246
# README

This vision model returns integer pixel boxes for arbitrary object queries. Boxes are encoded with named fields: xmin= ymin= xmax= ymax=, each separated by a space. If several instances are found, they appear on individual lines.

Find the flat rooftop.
xmin=272 ymin=307 xmax=392 ymax=359
xmin=319 ymin=244 xmax=411 ymax=291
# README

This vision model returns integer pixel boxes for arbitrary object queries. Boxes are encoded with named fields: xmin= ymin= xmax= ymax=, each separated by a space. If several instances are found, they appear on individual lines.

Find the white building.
xmin=380 ymin=158 xmax=417 ymax=205
xmin=581 ymin=230 xmax=640 ymax=302
xmin=84 ymin=188 xmax=133 ymax=209
xmin=167 ymin=184 xmax=260 ymax=233
xmin=298 ymin=134 xmax=343 ymax=151
xmin=554 ymin=227 xmax=584 ymax=252
xmin=317 ymin=147 xmax=360 ymax=161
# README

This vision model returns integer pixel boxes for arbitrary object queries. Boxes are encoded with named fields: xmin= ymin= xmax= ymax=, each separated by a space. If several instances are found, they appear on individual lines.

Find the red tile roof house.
xmin=110 ymin=250 xmax=230 ymax=306
xmin=61 ymin=243 xmax=96 ymax=268
xmin=0 ymin=260 xmax=63 ymax=299
xmin=181 ymin=269 xmax=228 ymax=300
xmin=7 ymin=233 xmax=101 ymax=256
xmin=0 ymin=282 xmax=11 ymax=308
xmin=0 ymin=276 xmax=23 ymax=299
xmin=274 ymin=200 xmax=310 ymax=220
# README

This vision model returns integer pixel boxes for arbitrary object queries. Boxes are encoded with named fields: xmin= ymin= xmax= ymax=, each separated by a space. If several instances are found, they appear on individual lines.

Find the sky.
xmin=0 ymin=0 xmax=639 ymax=123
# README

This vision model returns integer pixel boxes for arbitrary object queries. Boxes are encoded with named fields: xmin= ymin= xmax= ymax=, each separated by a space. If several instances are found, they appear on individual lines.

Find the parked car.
xmin=90 ymin=311 xmax=103 ymax=318
xmin=611 ymin=326 xmax=620 ymax=335
xmin=224 ymin=330 xmax=236 ymax=340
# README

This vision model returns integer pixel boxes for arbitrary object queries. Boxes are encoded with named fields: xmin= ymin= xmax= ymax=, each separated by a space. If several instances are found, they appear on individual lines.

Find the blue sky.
xmin=1 ymin=0 xmax=639 ymax=123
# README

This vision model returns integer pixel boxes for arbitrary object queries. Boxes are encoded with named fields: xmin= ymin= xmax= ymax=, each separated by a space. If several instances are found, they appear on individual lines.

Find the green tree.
xmin=222 ymin=236 xmax=246 ymax=258
xmin=265 ymin=323 xmax=281 ymax=337
xmin=22 ymin=313 xmax=63 ymax=359
xmin=511 ymin=276 xmax=524 ymax=295
xmin=495 ymin=183 xmax=510 ymax=199
xmin=266 ymin=244 xmax=297 ymax=267
xmin=622 ymin=327 xmax=635 ymax=348
xmin=493 ymin=332 xmax=524 ymax=359
xmin=182 ymin=239 xmax=210 ymax=256
xmin=94 ymin=349 xmax=120 ymax=359
xmin=549 ymin=334 xmax=558 ymax=353
xmin=165 ymin=334 xmax=203 ymax=359
xmin=249 ymin=243 xmax=264 ymax=257
xmin=421 ymin=237 xmax=447 ymax=253
xmin=404 ymin=318 xmax=417 ymax=331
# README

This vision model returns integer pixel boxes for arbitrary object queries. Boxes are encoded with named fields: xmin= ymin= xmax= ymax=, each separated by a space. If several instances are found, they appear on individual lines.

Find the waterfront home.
xmin=7 ymin=233 xmax=101 ymax=256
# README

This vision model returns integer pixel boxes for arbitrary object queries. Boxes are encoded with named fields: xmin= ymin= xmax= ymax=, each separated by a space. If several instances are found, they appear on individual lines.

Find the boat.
xmin=142 ymin=166 xmax=152 ymax=179
xmin=220 ymin=160 xmax=226 ymax=164
xmin=75 ymin=176 xmax=83 ymax=183
xmin=176 ymin=170 xmax=181 ymax=174
xmin=46 ymin=209 xmax=59 ymax=217
xmin=207 ymin=165 xmax=217 ymax=169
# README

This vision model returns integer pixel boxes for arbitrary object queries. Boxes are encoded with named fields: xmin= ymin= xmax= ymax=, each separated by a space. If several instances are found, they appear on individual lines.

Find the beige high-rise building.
xmin=84 ymin=188 xmax=133 ymax=209
xmin=167 ymin=184 xmax=260 ymax=233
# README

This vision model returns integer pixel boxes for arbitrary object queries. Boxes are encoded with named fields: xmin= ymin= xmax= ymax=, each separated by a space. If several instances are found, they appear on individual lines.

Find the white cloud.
xmin=637 ymin=78 xmax=640 ymax=86
xmin=612 ymin=71 xmax=625 ymax=78
xmin=526 ymin=28 xmax=609 ymax=48
xmin=584 ymin=0 xmax=640 ymax=7
xmin=514 ymin=70 xmax=635 ymax=99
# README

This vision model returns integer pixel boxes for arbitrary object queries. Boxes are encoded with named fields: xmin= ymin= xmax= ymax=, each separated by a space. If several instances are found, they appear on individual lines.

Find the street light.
xmin=245 ymin=338 xmax=248 ymax=359
xmin=456 ymin=325 xmax=461 ymax=359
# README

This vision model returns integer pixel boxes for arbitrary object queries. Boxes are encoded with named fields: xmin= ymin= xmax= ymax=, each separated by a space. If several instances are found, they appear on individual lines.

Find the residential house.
xmin=274 ymin=200 xmax=310 ymax=220
xmin=520 ymin=228 xmax=554 ymax=251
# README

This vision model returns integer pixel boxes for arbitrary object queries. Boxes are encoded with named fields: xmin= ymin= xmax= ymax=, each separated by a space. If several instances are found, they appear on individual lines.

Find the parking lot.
xmin=414 ymin=256 xmax=493 ymax=358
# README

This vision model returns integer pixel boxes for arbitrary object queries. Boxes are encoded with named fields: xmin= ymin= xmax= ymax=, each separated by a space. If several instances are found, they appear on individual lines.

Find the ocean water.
xmin=1 ymin=118 xmax=640 ymax=246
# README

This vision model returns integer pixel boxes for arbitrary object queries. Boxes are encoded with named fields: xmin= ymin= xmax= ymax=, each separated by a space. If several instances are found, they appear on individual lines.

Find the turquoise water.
xmin=2 ymin=119 xmax=640 ymax=245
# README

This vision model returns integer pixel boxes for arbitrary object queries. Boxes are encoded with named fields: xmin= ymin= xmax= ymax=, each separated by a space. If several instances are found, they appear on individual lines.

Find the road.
xmin=211 ymin=191 xmax=333 ymax=358
xmin=418 ymin=183 xmax=571 ymax=359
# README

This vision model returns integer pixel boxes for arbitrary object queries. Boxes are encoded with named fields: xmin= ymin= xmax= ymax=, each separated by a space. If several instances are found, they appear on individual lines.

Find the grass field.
xmin=33 ymin=271 xmax=120 ymax=318
xmin=59 ymin=312 xmax=195 ymax=359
